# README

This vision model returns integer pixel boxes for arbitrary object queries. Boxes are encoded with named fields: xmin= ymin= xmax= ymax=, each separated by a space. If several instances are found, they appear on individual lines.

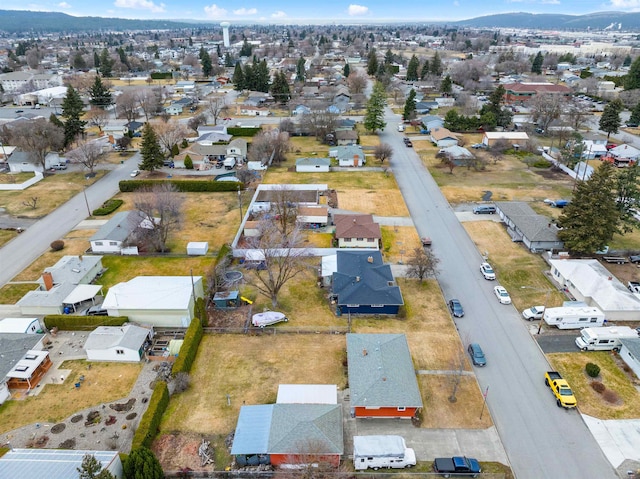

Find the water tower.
xmin=221 ymin=22 xmax=230 ymax=48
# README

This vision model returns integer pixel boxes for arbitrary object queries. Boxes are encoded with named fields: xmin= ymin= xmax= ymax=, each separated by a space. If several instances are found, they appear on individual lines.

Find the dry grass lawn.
xmin=380 ymin=226 xmax=423 ymax=263
xmin=161 ymin=334 xmax=346 ymax=435
xmin=338 ymin=187 xmax=409 ymax=216
xmin=463 ymin=221 xmax=565 ymax=309
xmin=0 ymin=360 xmax=141 ymax=434
xmin=0 ymin=229 xmax=18 ymax=248
xmin=0 ymin=283 xmax=39 ymax=304
xmin=549 ymin=352 xmax=640 ymax=419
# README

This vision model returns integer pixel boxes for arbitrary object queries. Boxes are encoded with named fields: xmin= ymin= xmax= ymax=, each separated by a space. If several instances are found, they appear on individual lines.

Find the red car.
xmin=606 ymin=143 xmax=617 ymax=150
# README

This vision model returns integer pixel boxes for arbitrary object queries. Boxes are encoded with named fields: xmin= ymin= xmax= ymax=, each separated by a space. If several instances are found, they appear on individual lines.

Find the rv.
xmin=353 ymin=435 xmax=416 ymax=471
xmin=575 ymin=326 xmax=639 ymax=351
xmin=543 ymin=306 xmax=605 ymax=330
xmin=223 ymin=157 xmax=237 ymax=170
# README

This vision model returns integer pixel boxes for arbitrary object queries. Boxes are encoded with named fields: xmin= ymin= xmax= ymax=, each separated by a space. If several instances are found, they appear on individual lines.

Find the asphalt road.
xmin=0 ymin=152 xmax=141 ymax=288
xmin=382 ymin=108 xmax=617 ymax=479
xmin=537 ymin=330 xmax=583 ymax=353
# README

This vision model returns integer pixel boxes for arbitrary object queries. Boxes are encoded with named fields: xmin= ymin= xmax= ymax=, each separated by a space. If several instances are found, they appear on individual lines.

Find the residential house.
xmin=0 ymin=318 xmax=40 ymax=334
xmin=503 ymin=82 xmax=572 ymax=104
xmin=102 ymin=276 xmax=205 ymax=327
xmin=296 ymin=157 xmax=331 ymax=173
xmin=334 ymin=214 xmax=381 ymax=249
xmin=249 ymin=184 xmax=326 ymax=214
xmin=548 ymin=258 xmax=640 ymax=320
xmin=0 ymin=449 xmax=123 ymax=478
xmin=605 ymin=144 xmax=640 ymax=167
xmin=438 ymin=145 xmax=474 ymax=165
xmin=292 ymin=104 xmax=311 ymax=116
xmin=619 ymin=338 xmax=640 ymax=379
xmin=482 ymin=131 xmax=530 ymax=147
xmin=5 ymin=349 xmax=52 ymax=392
xmin=297 ymin=205 xmax=329 ymax=228
xmin=346 ymin=333 xmax=422 ymax=418
xmin=164 ymin=103 xmax=183 ymax=115
xmin=231 ymin=403 xmax=343 ymax=467
xmin=495 ymin=202 xmax=563 ymax=252
xmin=331 ymin=250 xmax=403 ymax=315
xmin=237 ymin=104 xmax=271 ymax=116
xmin=84 ymin=325 xmax=152 ymax=362
xmin=421 ymin=115 xmax=444 ymax=132
xmin=581 ymin=139 xmax=608 ymax=159
xmin=7 ymin=150 xmax=62 ymax=173
xmin=125 ymin=121 xmax=143 ymax=135
xmin=330 ymin=145 xmax=365 ymax=167
xmin=430 ymin=127 xmax=458 ymax=148
xmin=90 ymin=211 xmax=147 ymax=254
xmin=335 ymin=130 xmax=358 ymax=146
xmin=0 ymin=333 xmax=45 ymax=404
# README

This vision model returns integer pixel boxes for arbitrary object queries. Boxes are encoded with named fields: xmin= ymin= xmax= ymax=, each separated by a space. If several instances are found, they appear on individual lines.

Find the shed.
xmin=0 ymin=317 xmax=40 ymax=334
xmin=0 ymin=449 xmax=123 ymax=478
xmin=213 ymin=290 xmax=240 ymax=309
xmin=619 ymin=338 xmax=640 ymax=379
xmin=187 ymin=242 xmax=209 ymax=256
xmin=84 ymin=324 xmax=151 ymax=362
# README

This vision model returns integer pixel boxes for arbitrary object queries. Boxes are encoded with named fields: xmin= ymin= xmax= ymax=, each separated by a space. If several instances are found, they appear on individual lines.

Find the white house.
xmin=102 ymin=276 xmax=205 ymax=327
xmin=619 ymin=338 xmax=640 ymax=379
xmin=330 ymin=145 xmax=365 ymax=167
xmin=297 ymin=205 xmax=329 ymax=228
xmin=90 ymin=211 xmax=146 ymax=254
xmin=0 ymin=318 xmax=40 ymax=334
xmin=430 ymin=127 xmax=459 ymax=148
xmin=482 ymin=131 xmax=530 ymax=147
xmin=295 ymin=157 xmax=331 ymax=173
xmin=84 ymin=325 xmax=151 ymax=362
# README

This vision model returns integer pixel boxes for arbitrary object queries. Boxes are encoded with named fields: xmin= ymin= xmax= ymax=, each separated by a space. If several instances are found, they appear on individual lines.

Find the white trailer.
xmin=353 ymin=435 xmax=416 ymax=471
xmin=224 ymin=157 xmax=237 ymax=169
xmin=543 ymin=306 xmax=605 ymax=329
xmin=575 ymin=326 xmax=639 ymax=351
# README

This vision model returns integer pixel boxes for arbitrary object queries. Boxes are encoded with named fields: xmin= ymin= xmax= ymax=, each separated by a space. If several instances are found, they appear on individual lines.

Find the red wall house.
xmin=271 ymin=453 xmax=341 ymax=468
xmin=354 ymin=406 xmax=418 ymax=419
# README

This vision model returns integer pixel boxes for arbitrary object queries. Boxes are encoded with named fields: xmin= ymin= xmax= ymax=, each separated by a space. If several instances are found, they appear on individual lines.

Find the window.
xmin=590 ymin=318 xmax=598 ymax=323
xmin=397 ymin=407 xmax=406 ymax=411
xmin=95 ymin=241 xmax=103 ymax=246
xmin=367 ymin=238 xmax=374 ymax=242
xmin=371 ymin=304 xmax=383 ymax=308
xmin=109 ymin=241 xmax=118 ymax=246
xmin=345 ymin=238 xmax=352 ymax=242
xmin=579 ymin=318 xmax=588 ymax=322
xmin=116 ymin=349 xmax=124 ymax=355
xmin=347 ymin=304 xmax=360 ymax=308
xmin=357 ymin=238 xmax=364 ymax=241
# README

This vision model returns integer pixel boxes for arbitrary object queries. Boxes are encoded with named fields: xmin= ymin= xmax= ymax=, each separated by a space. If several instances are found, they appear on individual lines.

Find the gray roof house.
xmin=0 ymin=333 xmax=45 ymax=405
xmin=84 ymin=325 xmax=151 ymax=362
xmin=619 ymin=338 xmax=640 ymax=381
xmin=346 ymin=333 xmax=423 ymax=418
xmin=495 ymin=201 xmax=564 ymax=252
xmin=90 ymin=210 xmax=146 ymax=254
xmin=330 ymin=145 xmax=365 ymax=167
xmin=332 ymin=250 xmax=403 ymax=315
xmin=295 ymin=157 xmax=331 ymax=172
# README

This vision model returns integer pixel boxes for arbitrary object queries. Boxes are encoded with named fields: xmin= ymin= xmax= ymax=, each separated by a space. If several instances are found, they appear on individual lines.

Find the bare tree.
xmin=133 ymin=183 xmax=184 ymax=252
xmin=347 ymin=71 xmax=367 ymax=94
xmin=205 ymin=96 xmax=227 ymax=125
xmin=151 ymin=120 xmax=188 ymax=155
xmin=247 ymin=219 xmax=308 ymax=308
xmin=66 ymin=140 xmax=106 ymax=174
xmin=248 ymin=130 xmax=290 ymax=165
xmin=530 ymin=92 xmax=564 ymax=132
xmin=187 ymin=114 xmax=207 ymax=133
xmin=85 ymin=108 xmax=110 ymax=133
xmin=448 ymin=344 xmax=468 ymax=403
xmin=6 ymin=118 xmax=64 ymax=171
xmin=374 ymin=142 xmax=393 ymax=164
xmin=437 ymin=151 xmax=456 ymax=174
xmin=299 ymin=107 xmax=338 ymax=141
xmin=136 ymin=88 xmax=162 ymax=121
xmin=405 ymin=247 xmax=440 ymax=282
xmin=116 ymin=90 xmax=139 ymax=122
xmin=564 ymin=99 xmax=590 ymax=132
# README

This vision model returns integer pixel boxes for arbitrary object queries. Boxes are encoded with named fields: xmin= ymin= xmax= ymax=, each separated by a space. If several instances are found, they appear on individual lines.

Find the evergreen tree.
xmin=403 ymin=88 xmax=417 ymax=120
xmin=364 ymin=81 xmax=387 ymax=133
xmin=420 ymin=60 xmax=430 ymax=79
xmin=239 ymin=39 xmax=252 ymax=57
xmin=243 ymin=63 xmax=255 ymax=90
xmin=440 ymin=75 xmax=453 ymax=94
xmin=254 ymin=60 xmax=270 ymax=93
xmin=72 ymin=52 xmax=86 ymax=70
xmin=123 ymin=447 xmax=164 ymax=479
xmin=384 ymin=48 xmax=394 ymax=66
xmin=630 ymin=102 xmax=640 ymax=125
xmin=77 ymin=454 xmax=115 ymax=479
xmin=625 ymin=56 xmax=640 ymax=90
xmin=366 ymin=48 xmax=378 ymax=76
xmin=233 ymin=62 xmax=245 ymax=90
xmin=599 ymin=99 xmax=623 ymax=139
xmin=117 ymin=47 xmax=130 ymax=69
xmin=531 ymin=52 xmax=544 ymax=74
xmin=623 ymin=55 xmax=632 ymax=67
xmin=270 ymin=71 xmax=291 ymax=103
xmin=98 ymin=48 xmax=113 ymax=77
xmin=343 ymin=63 xmax=350 ymax=78
xmin=199 ymin=47 xmax=212 ymax=77
xmin=480 ymin=85 xmax=512 ymax=128
xmin=430 ymin=51 xmax=442 ymax=76
xmin=88 ymin=75 xmax=112 ymax=109
xmin=296 ymin=56 xmax=306 ymax=82
xmin=139 ymin=123 xmax=164 ymax=172
xmin=406 ymin=55 xmax=419 ymax=82
xmin=557 ymin=162 xmax=622 ymax=254
xmin=61 ymin=85 xmax=86 ymax=147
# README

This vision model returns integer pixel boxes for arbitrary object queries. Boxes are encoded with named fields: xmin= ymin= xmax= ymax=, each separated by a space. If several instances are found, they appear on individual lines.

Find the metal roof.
xmin=231 ymin=404 xmax=274 ymax=455
xmin=620 ymin=338 xmax=640 ymax=359
xmin=346 ymin=333 xmax=423 ymax=409
xmin=0 ymin=449 xmax=121 ymax=479
xmin=102 ymin=276 xmax=202 ymax=311
xmin=90 ymin=211 xmax=145 ymax=243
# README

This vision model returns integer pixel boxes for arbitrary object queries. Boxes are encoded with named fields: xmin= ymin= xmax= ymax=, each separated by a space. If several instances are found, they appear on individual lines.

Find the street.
xmin=382 ymin=108 xmax=617 ymax=479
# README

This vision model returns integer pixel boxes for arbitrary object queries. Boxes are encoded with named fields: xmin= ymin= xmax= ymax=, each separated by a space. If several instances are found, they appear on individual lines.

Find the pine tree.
xmin=254 ymin=60 xmax=270 ymax=93
xmin=89 ymin=75 xmax=112 ymax=109
xmin=599 ymin=100 xmax=623 ymax=139
xmin=343 ymin=63 xmax=350 ymax=78
xmin=270 ymin=71 xmax=291 ymax=104
xmin=139 ymin=123 xmax=164 ymax=172
xmin=123 ymin=447 xmax=164 ymax=479
xmin=93 ymin=51 xmax=100 ymax=69
xmin=77 ymin=454 xmax=115 ymax=479
xmin=233 ymin=62 xmax=245 ymax=91
xmin=630 ymin=102 xmax=640 ymax=125
xmin=367 ymin=48 xmax=378 ymax=76
xmin=420 ymin=60 xmax=430 ymax=79
xmin=199 ymin=47 xmax=212 ymax=77
xmin=625 ymin=56 xmax=640 ymax=90
xmin=98 ymin=48 xmax=113 ymax=77
xmin=406 ymin=55 xmax=419 ymax=82
xmin=430 ymin=52 xmax=442 ymax=76
xmin=531 ymin=52 xmax=544 ymax=74
xmin=440 ymin=75 xmax=452 ymax=95
xmin=244 ymin=64 xmax=255 ymax=91
xmin=384 ymin=48 xmax=394 ymax=66
xmin=558 ymin=162 xmax=622 ymax=254
xmin=364 ymin=81 xmax=387 ymax=133
xmin=60 ymin=85 xmax=86 ymax=147
xmin=403 ymin=88 xmax=417 ymax=121
xmin=296 ymin=56 xmax=306 ymax=83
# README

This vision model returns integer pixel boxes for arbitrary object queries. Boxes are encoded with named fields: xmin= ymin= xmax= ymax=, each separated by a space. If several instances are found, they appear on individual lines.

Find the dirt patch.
xmin=70 ymin=414 xmax=83 ymax=423
xmin=58 ymin=438 xmax=76 ymax=449
xmin=153 ymin=433 xmax=216 ymax=473
xmin=85 ymin=411 xmax=101 ymax=426
xmin=51 ymin=423 xmax=66 ymax=434
xmin=533 ymin=166 xmax=569 ymax=181
xmin=207 ymin=305 xmax=250 ymax=329
xmin=126 ymin=412 xmax=137 ymax=420
xmin=110 ymin=398 xmax=136 ymax=412
xmin=26 ymin=435 xmax=49 ymax=448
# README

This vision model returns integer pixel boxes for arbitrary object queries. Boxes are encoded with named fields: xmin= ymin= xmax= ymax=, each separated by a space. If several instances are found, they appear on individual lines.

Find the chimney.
xmin=355 ymin=276 xmax=360 ymax=282
xmin=42 ymin=272 xmax=54 ymax=291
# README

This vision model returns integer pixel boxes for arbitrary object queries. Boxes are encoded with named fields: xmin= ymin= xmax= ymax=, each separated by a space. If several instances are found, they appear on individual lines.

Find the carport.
xmin=62 ymin=284 xmax=103 ymax=313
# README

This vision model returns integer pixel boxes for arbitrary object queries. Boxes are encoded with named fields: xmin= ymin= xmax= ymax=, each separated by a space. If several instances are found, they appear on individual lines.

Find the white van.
xmin=397 ymin=124 xmax=405 ymax=132
xmin=543 ymin=306 xmax=605 ymax=329
xmin=575 ymin=326 xmax=639 ymax=351
xmin=353 ymin=435 xmax=416 ymax=471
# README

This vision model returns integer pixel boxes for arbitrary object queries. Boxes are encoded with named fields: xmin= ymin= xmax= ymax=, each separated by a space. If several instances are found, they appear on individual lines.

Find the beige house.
xmin=334 ymin=214 xmax=381 ymax=249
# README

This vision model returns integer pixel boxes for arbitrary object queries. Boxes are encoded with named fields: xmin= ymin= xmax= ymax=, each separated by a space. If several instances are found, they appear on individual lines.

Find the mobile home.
xmin=543 ymin=306 xmax=605 ymax=329
xmin=353 ymin=435 xmax=416 ymax=471
xmin=575 ymin=326 xmax=639 ymax=351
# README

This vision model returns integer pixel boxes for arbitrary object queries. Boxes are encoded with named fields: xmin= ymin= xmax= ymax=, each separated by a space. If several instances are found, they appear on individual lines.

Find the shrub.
xmin=181 ymin=139 xmax=189 ymax=148
xmin=590 ymin=381 xmax=606 ymax=393
xmin=44 ymin=315 xmax=128 ymax=331
xmin=586 ymin=362 xmax=601 ymax=378
xmin=172 ymin=315 xmax=203 ymax=374
xmin=184 ymin=155 xmax=193 ymax=170
xmin=119 ymin=179 xmax=244 ymax=193
xmin=171 ymin=144 xmax=180 ymax=157
xmin=532 ymin=159 xmax=552 ymax=168
xmin=92 ymin=199 xmax=124 ymax=216
xmin=150 ymin=72 xmax=172 ymax=80
xmin=227 ymin=126 xmax=261 ymax=137
xmin=50 ymin=240 xmax=64 ymax=251
xmin=131 ymin=381 xmax=169 ymax=450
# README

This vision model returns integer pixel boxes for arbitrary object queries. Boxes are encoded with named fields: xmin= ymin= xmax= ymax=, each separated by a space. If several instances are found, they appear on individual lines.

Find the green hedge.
xmin=172 ymin=314 xmax=203 ymax=375
xmin=227 ymin=127 xmax=261 ymax=137
xmin=44 ymin=315 xmax=128 ymax=331
xmin=131 ymin=381 xmax=169 ymax=450
xmin=119 ymin=179 xmax=245 ymax=193
xmin=150 ymin=72 xmax=172 ymax=80
xmin=92 ymin=199 xmax=124 ymax=216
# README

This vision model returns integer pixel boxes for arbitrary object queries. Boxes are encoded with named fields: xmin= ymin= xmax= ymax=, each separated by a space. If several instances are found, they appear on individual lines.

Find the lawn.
xmin=0 ymin=360 xmax=141 ymax=434
xmin=463 ymin=221 xmax=566 ymax=309
xmin=0 ymin=229 xmax=18 ymax=248
xmin=549 ymin=352 xmax=640 ymax=419
xmin=0 ymin=283 xmax=39 ymax=304
xmin=380 ymin=226 xmax=422 ymax=263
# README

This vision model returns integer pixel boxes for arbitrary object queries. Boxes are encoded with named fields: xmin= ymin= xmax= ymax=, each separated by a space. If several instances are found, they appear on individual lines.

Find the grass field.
xmin=0 ymin=283 xmax=39 ymax=304
xmin=0 ymin=229 xmax=17 ymax=248
xmin=0 ymin=360 xmax=141 ymax=434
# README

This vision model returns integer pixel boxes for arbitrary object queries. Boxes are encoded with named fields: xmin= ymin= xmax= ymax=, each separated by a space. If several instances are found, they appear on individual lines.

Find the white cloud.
xmin=609 ymin=0 xmax=640 ymax=7
xmin=347 ymin=4 xmax=369 ymax=15
xmin=453 ymin=1 xmax=459 ymax=6
xmin=271 ymin=10 xmax=287 ymax=18
xmin=113 ymin=0 xmax=165 ymax=12
xmin=540 ymin=0 xmax=560 ymax=4
xmin=233 ymin=7 xmax=257 ymax=15
xmin=58 ymin=2 xmax=71 ymax=8
xmin=204 ymin=3 xmax=227 ymax=18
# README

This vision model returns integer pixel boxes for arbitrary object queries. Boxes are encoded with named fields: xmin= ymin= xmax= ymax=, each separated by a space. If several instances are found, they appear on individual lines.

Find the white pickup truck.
xmin=628 ymin=281 xmax=640 ymax=294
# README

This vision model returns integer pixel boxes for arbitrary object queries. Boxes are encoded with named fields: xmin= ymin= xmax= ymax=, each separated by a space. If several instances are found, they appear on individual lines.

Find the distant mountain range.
xmin=1 ymin=9 xmax=640 ymax=34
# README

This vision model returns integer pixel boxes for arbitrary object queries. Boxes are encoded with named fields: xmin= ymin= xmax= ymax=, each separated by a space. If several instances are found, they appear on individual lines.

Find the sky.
xmin=0 ymin=0 xmax=635 ymax=23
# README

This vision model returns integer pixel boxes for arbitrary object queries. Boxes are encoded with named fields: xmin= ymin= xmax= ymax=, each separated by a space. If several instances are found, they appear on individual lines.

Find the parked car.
xmin=130 ymin=169 xmax=140 ymax=177
xmin=630 ymin=255 xmax=640 ymax=264
xmin=81 ymin=305 xmax=108 ymax=316
xmin=51 ymin=163 xmax=67 ymax=170
xmin=252 ymin=311 xmax=288 ymax=328
xmin=522 ymin=306 xmax=545 ymax=321
xmin=494 ymin=286 xmax=512 ymax=304
xmin=163 ymin=160 xmax=175 ymax=168
xmin=405 ymin=140 xmax=413 ymax=147
xmin=448 ymin=299 xmax=465 ymax=317
xmin=467 ymin=343 xmax=486 ymax=366
xmin=473 ymin=205 xmax=496 ymax=214
xmin=471 ymin=143 xmax=485 ymax=149
xmin=15 ymin=109 xmax=24 ymax=113
xmin=480 ymin=262 xmax=496 ymax=280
